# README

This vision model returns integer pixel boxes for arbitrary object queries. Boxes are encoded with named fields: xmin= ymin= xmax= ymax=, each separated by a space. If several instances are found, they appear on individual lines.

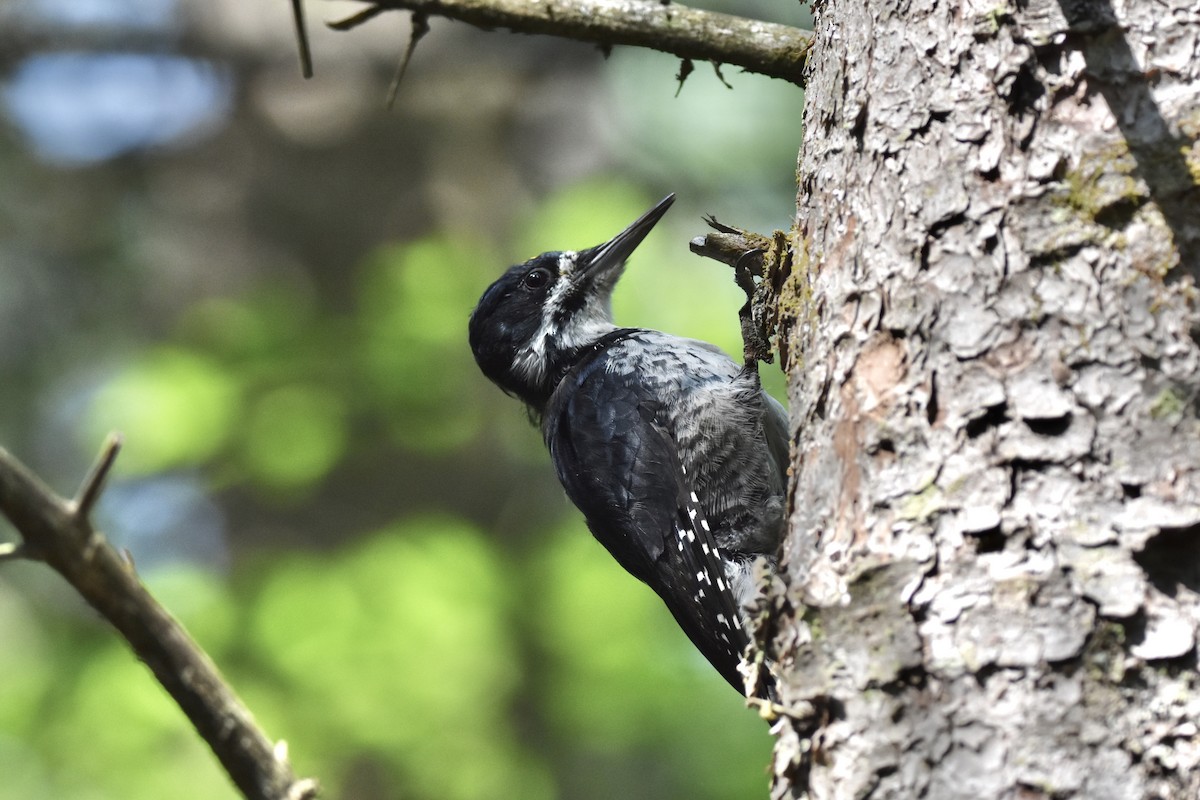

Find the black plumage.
xmin=469 ymin=195 xmax=786 ymax=695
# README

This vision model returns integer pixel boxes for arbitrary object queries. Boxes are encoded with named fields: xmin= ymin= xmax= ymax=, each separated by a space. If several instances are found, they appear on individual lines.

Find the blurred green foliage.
xmin=86 ymin=348 xmax=240 ymax=474
xmin=1 ymin=514 xmax=773 ymax=800
xmin=357 ymin=235 xmax=493 ymax=453
xmin=81 ymin=179 xmax=785 ymax=487
xmin=2 ymin=180 xmax=780 ymax=800
xmin=1 ymin=1 xmax=807 ymax=793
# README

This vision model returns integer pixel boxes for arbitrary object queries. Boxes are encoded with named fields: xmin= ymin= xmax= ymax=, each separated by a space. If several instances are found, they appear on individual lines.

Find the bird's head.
xmin=469 ymin=194 xmax=675 ymax=409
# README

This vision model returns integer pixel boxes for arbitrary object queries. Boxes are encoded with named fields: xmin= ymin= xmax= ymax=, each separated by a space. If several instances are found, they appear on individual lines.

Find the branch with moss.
xmin=327 ymin=0 xmax=812 ymax=85
xmin=0 ymin=435 xmax=318 ymax=800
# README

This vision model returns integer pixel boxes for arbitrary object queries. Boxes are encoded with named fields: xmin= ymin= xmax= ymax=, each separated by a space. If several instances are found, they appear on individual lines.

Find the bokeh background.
xmin=0 ymin=1 xmax=807 ymax=798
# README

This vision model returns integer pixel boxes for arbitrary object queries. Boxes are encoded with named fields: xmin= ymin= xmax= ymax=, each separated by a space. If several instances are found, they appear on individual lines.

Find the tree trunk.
xmin=769 ymin=1 xmax=1200 ymax=797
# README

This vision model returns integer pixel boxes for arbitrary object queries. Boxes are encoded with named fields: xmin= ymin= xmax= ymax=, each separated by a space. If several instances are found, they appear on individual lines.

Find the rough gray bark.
xmin=768 ymin=1 xmax=1200 ymax=798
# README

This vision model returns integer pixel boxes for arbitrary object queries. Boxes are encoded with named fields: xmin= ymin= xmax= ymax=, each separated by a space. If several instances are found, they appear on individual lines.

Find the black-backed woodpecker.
xmin=469 ymin=195 xmax=787 ymax=695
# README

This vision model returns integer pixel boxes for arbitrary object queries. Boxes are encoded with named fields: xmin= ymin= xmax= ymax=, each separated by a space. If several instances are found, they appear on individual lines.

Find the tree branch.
xmin=0 ymin=435 xmax=318 ymax=800
xmin=329 ymin=0 xmax=813 ymax=85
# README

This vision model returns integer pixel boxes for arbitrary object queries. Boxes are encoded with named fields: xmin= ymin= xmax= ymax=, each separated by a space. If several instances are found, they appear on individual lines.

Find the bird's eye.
xmin=522 ymin=268 xmax=552 ymax=290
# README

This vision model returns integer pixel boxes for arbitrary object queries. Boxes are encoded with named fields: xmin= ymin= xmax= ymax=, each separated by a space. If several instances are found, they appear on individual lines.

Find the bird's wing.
xmin=763 ymin=391 xmax=791 ymax=481
xmin=545 ymin=355 xmax=751 ymax=692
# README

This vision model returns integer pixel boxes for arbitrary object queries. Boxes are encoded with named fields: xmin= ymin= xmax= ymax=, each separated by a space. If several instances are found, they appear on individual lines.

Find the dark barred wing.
xmin=544 ymin=352 xmax=751 ymax=692
xmin=673 ymin=465 xmax=750 ymax=674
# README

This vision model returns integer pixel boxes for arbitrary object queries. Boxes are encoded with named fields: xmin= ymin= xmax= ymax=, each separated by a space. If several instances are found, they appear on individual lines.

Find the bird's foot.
xmin=732 ymin=248 xmax=771 ymax=368
xmin=689 ymin=215 xmax=781 ymax=369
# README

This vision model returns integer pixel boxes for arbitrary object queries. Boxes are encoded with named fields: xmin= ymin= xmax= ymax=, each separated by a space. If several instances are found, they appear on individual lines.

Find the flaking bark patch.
xmin=855 ymin=333 xmax=907 ymax=417
xmin=832 ymin=382 xmax=865 ymax=551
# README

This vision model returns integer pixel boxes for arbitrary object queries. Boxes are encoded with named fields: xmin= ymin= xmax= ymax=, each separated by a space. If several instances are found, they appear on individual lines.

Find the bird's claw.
xmin=690 ymin=218 xmax=776 ymax=369
xmin=732 ymin=248 xmax=772 ymax=368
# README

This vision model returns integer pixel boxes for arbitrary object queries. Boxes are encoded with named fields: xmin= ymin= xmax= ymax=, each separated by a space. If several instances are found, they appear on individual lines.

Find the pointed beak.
xmin=577 ymin=193 xmax=676 ymax=285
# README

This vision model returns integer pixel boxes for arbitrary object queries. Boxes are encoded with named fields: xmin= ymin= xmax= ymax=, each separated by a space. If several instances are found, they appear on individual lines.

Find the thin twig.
xmin=327 ymin=5 xmax=386 ymax=31
xmin=674 ymin=58 xmax=694 ymax=97
xmin=291 ymin=0 xmax=314 ymax=78
xmin=72 ymin=431 xmax=122 ymax=518
xmin=331 ymin=0 xmax=813 ymax=86
xmin=0 ymin=440 xmax=319 ymax=800
xmin=711 ymin=61 xmax=733 ymax=89
xmin=386 ymin=11 xmax=430 ymax=108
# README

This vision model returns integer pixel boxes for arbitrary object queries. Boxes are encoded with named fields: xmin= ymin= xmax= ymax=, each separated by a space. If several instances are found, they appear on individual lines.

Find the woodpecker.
xmin=469 ymin=194 xmax=787 ymax=695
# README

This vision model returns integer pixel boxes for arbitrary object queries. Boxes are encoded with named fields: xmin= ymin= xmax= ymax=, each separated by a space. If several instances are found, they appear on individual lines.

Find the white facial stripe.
xmin=509 ymin=250 xmax=617 ymax=387
xmin=544 ymin=252 xmax=578 ymax=320
xmin=557 ymin=251 xmax=577 ymax=276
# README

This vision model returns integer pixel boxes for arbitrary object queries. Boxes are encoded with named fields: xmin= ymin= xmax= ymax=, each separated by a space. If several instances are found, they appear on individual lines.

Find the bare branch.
xmin=0 ymin=441 xmax=319 ymax=800
xmin=330 ymin=0 xmax=813 ymax=85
